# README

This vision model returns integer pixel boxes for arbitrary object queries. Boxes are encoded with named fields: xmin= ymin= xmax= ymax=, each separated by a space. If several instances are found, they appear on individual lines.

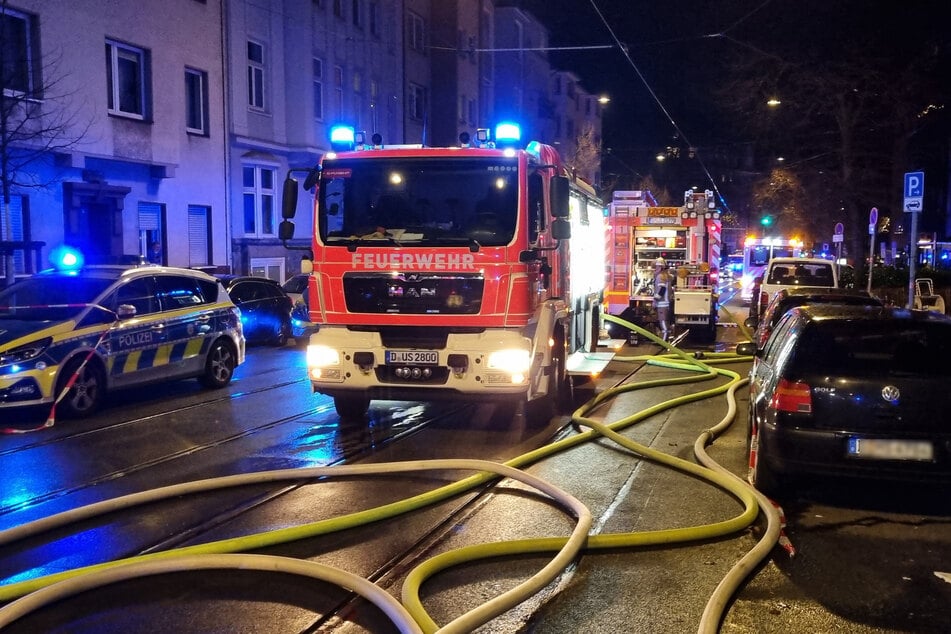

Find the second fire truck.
xmin=605 ymin=189 xmax=722 ymax=341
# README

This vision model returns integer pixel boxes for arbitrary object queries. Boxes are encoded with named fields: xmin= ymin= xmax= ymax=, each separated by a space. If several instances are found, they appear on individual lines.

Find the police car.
xmin=0 ymin=258 xmax=246 ymax=419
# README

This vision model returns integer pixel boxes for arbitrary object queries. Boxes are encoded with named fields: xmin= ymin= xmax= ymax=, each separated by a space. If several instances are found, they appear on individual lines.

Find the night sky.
xmin=505 ymin=1 xmax=950 ymax=169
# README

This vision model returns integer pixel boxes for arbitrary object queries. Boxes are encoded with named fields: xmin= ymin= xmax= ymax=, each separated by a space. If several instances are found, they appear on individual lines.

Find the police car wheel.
xmin=199 ymin=339 xmax=237 ymax=389
xmin=56 ymin=357 xmax=105 ymax=419
xmin=271 ymin=319 xmax=290 ymax=347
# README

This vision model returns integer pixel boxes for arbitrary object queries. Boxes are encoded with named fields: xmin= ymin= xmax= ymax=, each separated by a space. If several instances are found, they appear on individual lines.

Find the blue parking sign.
xmin=904 ymin=172 xmax=924 ymax=198
xmin=904 ymin=171 xmax=924 ymax=213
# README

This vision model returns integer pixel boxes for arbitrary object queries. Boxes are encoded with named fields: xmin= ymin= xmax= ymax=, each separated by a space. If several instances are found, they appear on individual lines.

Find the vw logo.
xmin=881 ymin=385 xmax=900 ymax=402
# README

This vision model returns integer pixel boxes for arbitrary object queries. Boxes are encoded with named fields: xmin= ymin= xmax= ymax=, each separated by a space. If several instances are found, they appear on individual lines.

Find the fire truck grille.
xmin=343 ymin=272 xmax=484 ymax=314
xmin=349 ymin=326 xmax=484 ymax=349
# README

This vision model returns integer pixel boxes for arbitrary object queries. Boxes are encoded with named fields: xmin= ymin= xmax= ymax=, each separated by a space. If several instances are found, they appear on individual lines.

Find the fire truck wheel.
xmin=334 ymin=396 xmax=370 ymax=421
xmin=491 ymin=400 xmax=519 ymax=423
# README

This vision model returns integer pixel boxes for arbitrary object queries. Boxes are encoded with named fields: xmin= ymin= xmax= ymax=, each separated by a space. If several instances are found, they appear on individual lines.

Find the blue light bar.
xmin=329 ymin=125 xmax=356 ymax=150
xmin=50 ymin=245 xmax=84 ymax=272
xmin=494 ymin=122 xmax=521 ymax=144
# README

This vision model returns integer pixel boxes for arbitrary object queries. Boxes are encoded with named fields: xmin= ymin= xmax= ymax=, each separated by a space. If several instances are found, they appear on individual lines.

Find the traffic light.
xmin=760 ymin=215 xmax=773 ymax=227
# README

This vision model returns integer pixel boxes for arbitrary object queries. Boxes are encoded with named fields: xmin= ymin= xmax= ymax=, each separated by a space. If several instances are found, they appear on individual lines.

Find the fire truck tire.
xmin=55 ymin=356 xmax=105 ymax=419
xmin=334 ymin=396 xmax=370 ymax=421
xmin=491 ymin=400 xmax=519 ymax=423
xmin=525 ymin=327 xmax=569 ymax=425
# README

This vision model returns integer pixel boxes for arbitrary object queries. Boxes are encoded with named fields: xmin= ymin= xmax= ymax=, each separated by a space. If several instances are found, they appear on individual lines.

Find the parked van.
xmin=754 ymin=257 xmax=839 ymax=320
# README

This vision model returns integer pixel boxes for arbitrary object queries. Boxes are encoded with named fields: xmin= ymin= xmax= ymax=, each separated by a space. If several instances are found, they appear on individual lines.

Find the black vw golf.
xmin=740 ymin=304 xmax=951 ymax=498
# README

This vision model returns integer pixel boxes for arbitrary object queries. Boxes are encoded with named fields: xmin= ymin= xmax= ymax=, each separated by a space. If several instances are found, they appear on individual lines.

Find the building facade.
xmin=1 ymin=0 xmax=598 ymax=284
xmin=1 ymin=0 xmax=227 ymax=282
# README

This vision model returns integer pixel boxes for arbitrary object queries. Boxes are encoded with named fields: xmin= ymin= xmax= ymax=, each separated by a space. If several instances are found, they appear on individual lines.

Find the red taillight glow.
xmin=771 ymin=378 xmax=812 ymax=413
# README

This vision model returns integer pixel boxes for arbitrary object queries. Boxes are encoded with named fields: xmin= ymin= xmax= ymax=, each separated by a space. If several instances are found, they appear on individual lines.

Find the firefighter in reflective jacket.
xmin=653 ymin=258 xmax=674 ymax=340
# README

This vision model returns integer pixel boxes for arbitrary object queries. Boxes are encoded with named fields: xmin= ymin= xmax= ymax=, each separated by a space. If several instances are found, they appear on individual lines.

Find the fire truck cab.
xmin=279 ymin=123 xmax=611 ymax=422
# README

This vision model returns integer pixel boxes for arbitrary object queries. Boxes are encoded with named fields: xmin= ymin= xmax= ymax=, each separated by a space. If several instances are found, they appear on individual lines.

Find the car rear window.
xmin=791 ymin=320 xmax=951 ymax=377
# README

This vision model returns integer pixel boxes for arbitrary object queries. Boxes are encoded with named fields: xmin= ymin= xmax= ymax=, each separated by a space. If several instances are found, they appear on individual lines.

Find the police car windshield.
xmin=0 ymin=275 xmax=115 ymax=321
xmin=318 ymin=157 xmax=518 ymax=247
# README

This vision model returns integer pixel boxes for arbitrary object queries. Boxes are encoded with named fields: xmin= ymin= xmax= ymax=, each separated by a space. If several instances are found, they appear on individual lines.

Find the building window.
xmin=138 ymin=202 xmax=165 ymax=264
xmin=334 ymin=65 xmax=343 ymax=114
xmin=312 ymin=58 xmax=323 ymax=120
xmin=247 ymin=40 xmax=265 ymax=110
xmin=185 ymin=68 xmax=208 ymax=134
xmin=369 ymin=1 xmax=380 ymax=36
xmin=352 ymin=0 xmax=362 ymax=27
xmin=333 ymin=0 xmax=343 ymax=18
xmin=1 ymin=8 xmax=36 ymax=97
xmin=187 ymin=205 xmax=211 ymax=267
xmin=408 ymin=83 xmax=426 ymax=121
xmin=407 ymin=12 xmax=425 ymax=53
xmin=0 ymin=195 xmax=27 ymax=275
xmin=243 ymin=165 xmax=276 ymax=237
xmin=106 ymin=39 xmax=147 ymax=118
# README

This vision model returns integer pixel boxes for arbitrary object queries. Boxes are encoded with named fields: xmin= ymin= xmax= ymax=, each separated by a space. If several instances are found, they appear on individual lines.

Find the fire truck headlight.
xmin=487 ymin=349 xmax=531 ymax=374
xmin=307 ymin=345 xmax=340 ymax=368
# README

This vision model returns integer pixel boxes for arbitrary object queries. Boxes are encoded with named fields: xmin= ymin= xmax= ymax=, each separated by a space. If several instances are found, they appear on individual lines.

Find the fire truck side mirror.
xmin=551 ymin=176 xmax=570 ymax=218
xmin=282 ymin=177 xmax=300 ymax=219
xmin=551 ymin=217 xmax=571 ymax=240
xmin=279 ymin=219 xmax=296 ymax=241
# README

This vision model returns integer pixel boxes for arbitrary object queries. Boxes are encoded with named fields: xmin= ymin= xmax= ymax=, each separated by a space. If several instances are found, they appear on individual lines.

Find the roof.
xmin=794 ymin=304 xmax=951 ymax=324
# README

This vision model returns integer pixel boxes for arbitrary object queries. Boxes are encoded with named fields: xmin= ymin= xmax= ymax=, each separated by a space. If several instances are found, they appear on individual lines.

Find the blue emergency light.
xmin=329 ymin=125 xmax=356 ymax=151
xmin=494 ymin=122 xmax=521 ymax=145
xmin=50 ymin=245 xmax=84 ymax=272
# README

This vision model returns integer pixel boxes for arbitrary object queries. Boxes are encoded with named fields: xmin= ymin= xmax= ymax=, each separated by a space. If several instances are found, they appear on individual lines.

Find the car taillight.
xmin=758 ymin=291 xmax=768 ymax=315
xmin=770 ymin=378 xmax=812 ymax=413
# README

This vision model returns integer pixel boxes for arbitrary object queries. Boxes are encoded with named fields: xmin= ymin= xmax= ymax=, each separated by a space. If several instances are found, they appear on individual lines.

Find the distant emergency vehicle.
xmin=605 ymin=189 xmax=721 ymax=341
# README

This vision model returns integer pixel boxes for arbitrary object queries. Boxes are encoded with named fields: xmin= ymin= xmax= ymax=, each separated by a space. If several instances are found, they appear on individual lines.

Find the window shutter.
xmin=138 ymin=202 xmax=161 ymax=231
xmin=4 ymin=196 xmax=25 ymax=274
xmin=188 ymin=205 xmax=209 ymax=266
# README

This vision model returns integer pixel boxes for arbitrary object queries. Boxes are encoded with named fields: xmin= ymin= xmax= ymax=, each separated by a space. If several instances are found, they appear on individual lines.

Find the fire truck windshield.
xmin=317 ymin=157 xmax=519 ymax=247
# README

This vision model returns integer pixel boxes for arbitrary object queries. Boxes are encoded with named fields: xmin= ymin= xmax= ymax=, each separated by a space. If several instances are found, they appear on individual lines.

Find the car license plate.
xmin=847 ymin=437 xmax=934 ymax=461
xmin=385 ymin=350 xmax=438 ymax=365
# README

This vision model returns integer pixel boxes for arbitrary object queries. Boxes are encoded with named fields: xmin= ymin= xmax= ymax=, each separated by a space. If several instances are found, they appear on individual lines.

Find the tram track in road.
xmin=0 ymin=378 xmax=307 ymax=457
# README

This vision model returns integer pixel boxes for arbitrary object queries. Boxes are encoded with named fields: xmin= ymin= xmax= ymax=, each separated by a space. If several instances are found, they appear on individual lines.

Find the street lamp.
xmin=767 ymin=98 xmax=781 ymax=107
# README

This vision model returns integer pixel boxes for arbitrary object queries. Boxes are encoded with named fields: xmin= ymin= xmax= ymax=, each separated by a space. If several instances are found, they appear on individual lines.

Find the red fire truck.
xmin=279 ymin=124 xmax=611 ymax=421
xmin=605 ymin=189 xmax=721 ymax=341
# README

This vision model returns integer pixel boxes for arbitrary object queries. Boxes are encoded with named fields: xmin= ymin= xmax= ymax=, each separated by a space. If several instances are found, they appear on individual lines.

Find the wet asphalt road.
xmin=1 ymin=291 xmax=949 ymax=633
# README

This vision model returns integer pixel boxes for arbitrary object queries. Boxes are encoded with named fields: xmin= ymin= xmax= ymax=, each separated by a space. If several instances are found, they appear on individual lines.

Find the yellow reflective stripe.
xmin=154 ymin=343 xmax=172 ymax=367
xmin=124 ymin=350 xmax=142 ymax=374
xmin=184 ymin=337 xmax=204 ymax=359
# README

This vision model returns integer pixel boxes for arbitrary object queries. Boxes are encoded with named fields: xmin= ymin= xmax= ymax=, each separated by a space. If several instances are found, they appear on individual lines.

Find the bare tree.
xmin=715 ymin=21 xmax=949 ymax=276
xmin=564 ymin=121 xmax=601 ymax=189
xmin=1 ymin=2 xmax=92 ymax=283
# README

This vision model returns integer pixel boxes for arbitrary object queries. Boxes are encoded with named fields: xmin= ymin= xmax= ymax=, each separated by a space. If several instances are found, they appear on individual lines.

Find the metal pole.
xmin=867 ymin=223 xmax=875 ymax=295
xmin=907 ymin=211 xmax=918 ymax=309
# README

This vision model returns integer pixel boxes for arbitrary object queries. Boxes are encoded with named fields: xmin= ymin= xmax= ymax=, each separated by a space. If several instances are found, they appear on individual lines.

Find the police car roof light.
xmin=50 ymin=245 xmax=84 ymax=272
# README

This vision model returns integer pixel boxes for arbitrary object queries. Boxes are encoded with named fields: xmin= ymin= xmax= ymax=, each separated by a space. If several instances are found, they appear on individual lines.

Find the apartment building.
xmin=1 ymin=0 xmax=592 ymax=283
xmin=1 ymin=0 xmax=227 ymax=278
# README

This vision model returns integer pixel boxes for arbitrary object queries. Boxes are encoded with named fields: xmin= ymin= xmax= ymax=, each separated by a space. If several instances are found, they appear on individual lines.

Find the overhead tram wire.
xmin=587 ymin=0 xmax=741 ymax=213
